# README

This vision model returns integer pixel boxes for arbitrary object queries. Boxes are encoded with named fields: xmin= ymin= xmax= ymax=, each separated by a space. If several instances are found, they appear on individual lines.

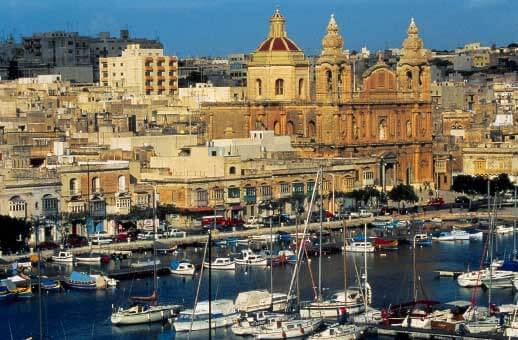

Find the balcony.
xmin=145 ymin=66 xmax=153 ymax=72
xmin=244 ymin=195 xmax=256 ymax=204
xmin=195 ymin=199 xmax=208 ymax=208
xmin=145 ymin=75 xmax=153 ymax=81
xmin=145 ymin=86 xmax=154 ymax=91
xmin=157 ymin=66 xmax=165 ymax=72
xmin=226 ymin=196 xmax=241 ymax=204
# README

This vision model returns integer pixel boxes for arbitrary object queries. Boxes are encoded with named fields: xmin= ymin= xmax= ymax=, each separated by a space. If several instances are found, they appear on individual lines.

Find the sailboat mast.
xmin=363 ymin=222 xmax=368 ymax=312
xmin=318 ymin=165 xmax=323 ymax=300
xmin=343 ymin=221 xmax=347 ymax=301
xmin=413 ymin=233 xmax=417 ymax=304
xmin=488 ymin=181 xmax=493 ymax=310
xmin=514 ymin=186 xmax=517 ymax=260
xmin=36 ymin=217 xmax=43 ymax=340
xmin=152 ymin=185 xmax=157 ymax=295
xmin=269 ymin=200 xmax=273 ymax=305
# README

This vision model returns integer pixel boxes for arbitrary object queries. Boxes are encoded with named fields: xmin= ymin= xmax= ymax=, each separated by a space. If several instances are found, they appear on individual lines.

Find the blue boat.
xmin=41 ymin=278 xmax=61 ymax=292
xmin=0 ymin=285 xmax=16 ymax=301
xmin=67 ymin=272 xmax=97 ymax=290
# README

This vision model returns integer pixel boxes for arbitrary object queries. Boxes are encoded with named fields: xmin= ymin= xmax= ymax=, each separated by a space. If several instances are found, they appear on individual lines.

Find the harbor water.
xmin=1 ymin=232 xmax=517 ymax=339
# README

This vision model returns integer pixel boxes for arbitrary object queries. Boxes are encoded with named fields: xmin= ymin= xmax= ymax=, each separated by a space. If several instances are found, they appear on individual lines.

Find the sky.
xmin=1 ymin=0 xmax=517 ymax=56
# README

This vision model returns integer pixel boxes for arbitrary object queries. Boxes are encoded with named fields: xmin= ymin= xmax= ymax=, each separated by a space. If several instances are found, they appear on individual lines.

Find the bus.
xmin=201 ymin=215 xmax=226 ymax=229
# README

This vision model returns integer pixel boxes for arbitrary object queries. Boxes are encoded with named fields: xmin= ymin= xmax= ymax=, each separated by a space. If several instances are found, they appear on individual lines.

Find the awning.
xmin=177 ymin=207 xmax=214 ymax=213
xmin=230 ymin=205 xmax=242 ymax=211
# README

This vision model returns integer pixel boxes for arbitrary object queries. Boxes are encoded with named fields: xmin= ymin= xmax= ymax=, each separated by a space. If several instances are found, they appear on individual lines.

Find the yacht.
xmin=481 ymin=270 xmax=515 ymax=288
xmin=52 ymin=251 xmax=74 ymax=263
xmin=495 ymin=224 xmax=514 ymax=235
xmin=254 ymin=318 xmax=322 ymax=339
xmin=231 ymin=311 xmax=288 ymax=336
xmin=457 ymin=269 xmax=488 ymax=287
xmin=174 ymin=299 xmax=238 ymax=332
xmin=169 ymin=260 xmax=195 ymax=275
xmin=433 ymin=230 xmax=469 ymax=241
xmin=235 ymin=290 xmax=290 ymax=313
xmin=111 ymin=302 xmax=181 ymax=325
xmin=299 ymin=286 xmax=370 ymax=318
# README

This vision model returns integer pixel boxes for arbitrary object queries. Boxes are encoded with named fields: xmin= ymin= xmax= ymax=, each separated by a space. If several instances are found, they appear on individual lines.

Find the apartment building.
xmin=99 ymin=44 xmax=178 ymax=96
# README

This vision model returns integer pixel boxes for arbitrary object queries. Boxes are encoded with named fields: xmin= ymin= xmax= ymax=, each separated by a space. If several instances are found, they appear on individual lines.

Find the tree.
xmin=388 ymin=184 xmax=418 ymax=207
xmin=0 ymin=215 xmax=31 ymax=254
xmin=490 ymin=173 xmax=514 ymax=194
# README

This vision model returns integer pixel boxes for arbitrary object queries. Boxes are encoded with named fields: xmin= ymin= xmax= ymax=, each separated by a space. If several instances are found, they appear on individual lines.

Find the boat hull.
xmin=299 ymin=302 xmax=365 ymax=318
xmin=174 ymin=314 xmax=238 ymax=331
xmin=111 ymin=305 xmax=178 ymax=325
xmin=170 ymin=268 xmax=195 ymax=276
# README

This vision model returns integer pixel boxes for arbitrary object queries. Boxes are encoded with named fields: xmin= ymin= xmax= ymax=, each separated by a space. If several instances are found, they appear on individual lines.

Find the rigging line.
xmin=188 ymin=235 xmax=209 ymax=337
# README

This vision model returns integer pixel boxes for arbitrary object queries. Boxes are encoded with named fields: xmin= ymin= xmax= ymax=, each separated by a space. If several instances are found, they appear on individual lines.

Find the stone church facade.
xmin=203 ymin=11 xmax=433 ymax=188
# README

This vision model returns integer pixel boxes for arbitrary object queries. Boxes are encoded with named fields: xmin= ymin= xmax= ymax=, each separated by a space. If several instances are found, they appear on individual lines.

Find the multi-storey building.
xmin=99 ymin=44 xmax=178 ymax=96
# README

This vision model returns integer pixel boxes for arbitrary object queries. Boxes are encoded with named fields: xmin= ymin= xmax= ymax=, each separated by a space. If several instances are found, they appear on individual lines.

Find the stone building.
xmin=202 ymin=11 xmax=433 ymax=188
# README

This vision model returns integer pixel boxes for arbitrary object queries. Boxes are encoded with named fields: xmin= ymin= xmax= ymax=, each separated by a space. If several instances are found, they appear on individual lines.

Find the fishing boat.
xmin=67 ymin=271 xmax=97 ymax=290
xmin=344 ymin=240 xmax=375 ymax=253
xmin=203 ymin=257 xmax=236 ymax=270
xmin=130 ymin=259 xmax=160 ymax=268
xmin=40 ymin=278 xmax=61 ymax=292
xmin=231 ymin=311 xmax=288 ymax=336
xmin=51 ymin=251 xmax=74 ymax=263
xmin=309 ymin=323 xmax=363 ymax=339
xmin=414 ymin=233 xmax=432 ymax=246
xmin=235 ymin=249 xmax=268 ymax=266
xmin=468 ymin=230 xmax=484 ymax=240
xmin=76 ymin=254 xmax=101 ymax=263
xmin=299 ymin=287 xmax=369 ymax=318
xmin=276 ymin=249 xmax=297 ymax=265
xmin=254 ymin=318 xmax=322 ymax=339
xmin=373 ymin=238 xmax=399 ymax=250
xmin=432 ymin=230 xmax=470 ymax=241
xmin=15 ymin=286 xmax=33 ymax=298
xmin=169 ymin=260 xmax=195 ymax=275
xmin=174 ymin=299 xmax=239 ymax=331
xmin=0 ymin=285 xmax=16 ymax=301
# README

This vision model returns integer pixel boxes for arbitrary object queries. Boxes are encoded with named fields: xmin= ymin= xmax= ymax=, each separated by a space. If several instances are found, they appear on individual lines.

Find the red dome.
xmin=257 ymin=37 xmax=301 ymax=52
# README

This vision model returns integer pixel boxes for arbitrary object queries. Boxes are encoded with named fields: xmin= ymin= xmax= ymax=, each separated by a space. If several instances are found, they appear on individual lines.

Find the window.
xmin=307 ymin=181 xmax=315 ymax=194
xmin=298 ymin=78 xmax=304 ymax=97
xmin=260 ymin=185 xmax=272 ymax=197
xmin=343 ymin=177 xmax=355 ymax=190
xmin=363 ymin=171 xmax=374 ymax=180
xmin=228 ymin=187 xmax=241 ymax=198
xmin=406 ymin=120 xmax=412 ymax=138
xmin=280 ymin=182 xmax=290 ymax=194
xmin=378 ymin=119 xmax=387 ymax=141
xmin=69 ymin=178 xmax=78 ymax=195
xmin=275 ymin=79 xmax=284 ymax=95
xmin=474 ymin=159 xmax=486 ymax=174
xmin=118 ymin=175 xmax=126 ymax=192
xmin=229 ymin=166 xmax=236 ymax=175
xmin=212 ymin=188 xmax=224 ymax=200
xmin=292 ymin=183 xmax=304 ymax=195
xmin=326 ymin=70 xmax=332 ymax=93
xmin=256 ymin=79 xmax=262 ymax=96
xmin=92 ymin=177 xmax=100 ymax=193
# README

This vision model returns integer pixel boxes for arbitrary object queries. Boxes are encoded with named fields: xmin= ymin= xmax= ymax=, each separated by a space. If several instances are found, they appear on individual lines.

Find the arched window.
xmin=406 ymin=71 xmax=412 ymax=90
xmin=286 ymin=121 xmax=294 ymax=135
xmin=118 ymin=175 xmax=126 ymax=192
xmin=256 ymin=79 xmax=262 ymax=96
xmin=69 ymin=178 xmax=78 ymax=195
xmin=307 ymin=121 xmax=316 ymax=138
xmin=229 ymin=166 xmax=236 ymax=175
xmin=406 ymin=120 xmax=412 ymax=138
xmin=92 ymin=177 xmax=100 ymax=193
xmin=326 ymin=70 xmax=332 ymax=94
xmin=378 ymin=119 xmax=387 ymax=141
xmin=273 ymin=121 xmax=281 ymax=135
xmin=298 ymin=79 xmax=304 ymax=98
xmin=275 ymin=79 xmax=284 ymax=95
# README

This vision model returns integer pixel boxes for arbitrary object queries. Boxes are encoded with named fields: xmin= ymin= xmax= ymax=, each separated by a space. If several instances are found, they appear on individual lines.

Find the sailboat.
xmin=111 ymin=187 xmax=182 ymax=326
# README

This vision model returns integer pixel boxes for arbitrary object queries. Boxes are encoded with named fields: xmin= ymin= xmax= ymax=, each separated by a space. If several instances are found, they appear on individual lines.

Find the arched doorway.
xmin=307 ymin=121 xmax=316 ymax=139
xmin=286 ymin=121 xmax=295 ymax=135
xmin=273 ymin=121 xmax=281 ymax=135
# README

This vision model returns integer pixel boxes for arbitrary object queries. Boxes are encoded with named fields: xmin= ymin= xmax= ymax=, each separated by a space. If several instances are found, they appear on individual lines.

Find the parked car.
xmin=163 ymin=228 xmax=186 ymax=238
xmin=66 ymin=234 xmax=88 ymax=248
xmin=90 ymin=232 xmax=113 ymax=245
xmin=115 ymin=232 xmax=128 ymax=243
xmin=350 ymin=209 xmax=373 ymax=218
xmin=427 ymin=197 xmax=445 ymax=206
xmin=455 ymin=196 xmax=471 ymax=205
xmin=137 ymin=231 xmax=155 ymax=240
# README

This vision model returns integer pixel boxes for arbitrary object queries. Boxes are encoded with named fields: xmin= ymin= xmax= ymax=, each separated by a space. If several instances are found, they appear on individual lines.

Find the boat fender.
xmin=300 ymin=326 xmax=304 ymax=334
xmin=281 ymin=330 xmax=286 ymax=338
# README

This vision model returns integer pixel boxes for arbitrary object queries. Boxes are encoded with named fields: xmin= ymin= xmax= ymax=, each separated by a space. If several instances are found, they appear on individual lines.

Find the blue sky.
xmin=1 ymin=0 xmax=517 ymax=56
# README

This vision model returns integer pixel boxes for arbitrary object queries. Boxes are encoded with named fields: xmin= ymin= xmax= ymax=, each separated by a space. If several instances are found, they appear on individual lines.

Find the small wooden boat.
xmin=76 ymin=254 xmax=101 ymax=263
xmin=203 ymin=257 xmax=236 ymax=270
xmin=373 ymin=238 xmax=399 ymax=250
xmin=15 ymin=286 xmax=33 ymax=298
xmin=170 ymin=260 xmax=195 ymax=275
xmin=52 ymin=251 xmax=74 ymax=263
xmin=0 ymin=285 xmax=16 ymax=301
xmin=235 ymin=249 xmax=268 ymax=266
xmin=40 ymin=278 xmax=61 ymax=292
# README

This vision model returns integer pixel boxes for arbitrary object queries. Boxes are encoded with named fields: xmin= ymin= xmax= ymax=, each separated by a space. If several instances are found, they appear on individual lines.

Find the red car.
xmin=427 ymin=197 xmax=445 ymax=206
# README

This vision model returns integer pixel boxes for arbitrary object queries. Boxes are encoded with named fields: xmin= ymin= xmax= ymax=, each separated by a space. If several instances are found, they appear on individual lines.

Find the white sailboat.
xmin=174 ymin=299 xmax=238 ymax=332
xmin=254 ymin=318 xmax=322 ymax=339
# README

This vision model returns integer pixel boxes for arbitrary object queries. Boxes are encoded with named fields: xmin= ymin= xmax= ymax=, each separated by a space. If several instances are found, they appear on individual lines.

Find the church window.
xmin=256 ymin=79 xmax=262 ymax=96
xmin=275 ymin=79 xmax=284 ymax=95
xmin=326 ymin=70 xmax=332 ymax=94
xmin=298 ymin=79 xmax=304 ymax=98
xmin=406 ymin=120 xmax=412 ymax=138
xmin=406 ymin=71 xmax=412 ymax=90
xmin=378 ymin=119 xmax=387 ymax=141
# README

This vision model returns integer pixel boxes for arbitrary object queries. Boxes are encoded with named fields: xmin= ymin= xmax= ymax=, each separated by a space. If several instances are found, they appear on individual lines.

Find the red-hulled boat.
xmin=381 ymin=300 xmax=440 ymax=326
xmin=373 ymin=238 xmax=399 ymax=250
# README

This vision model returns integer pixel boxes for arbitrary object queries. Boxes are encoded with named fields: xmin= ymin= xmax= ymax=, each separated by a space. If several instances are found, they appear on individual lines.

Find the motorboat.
xmin=76 ymin=254 xmax=101 ymax=263
xmin=235 ymin=249 xmax=268 ymax=266
xmin=350 ymin=306 xmax=383 ymax=325
xmin=495 ymin=224 xmax=514 ymax=235
xmin=468 ymin=230 xmax=484 ymax=240
xmin=203 ymin=257 xmax=236 ymax=270
xmin=174 ymin=299 xmax=238 ymax=331
xmin=414 ymin=233 xmax=432 ymax=246
xmin=231 ymin=311 xmax=288 ymax=336
xmin=481 ymin=270 xmax=515 ymax=288
xmin=0 ymin=284 xmax=16 ymax=301
xmin=169 ymin=260 xmax=195 ymax=275
xmin=309 ymin=323 xmax=363 ymax=339
xmin=457 ymin=269 xmax=488 ymax=287
xmin=299 ymin=286 xmax=370 ymax=318
xmin=234 ymin=290 xmax=290 ymax=313
xmin=344 ymin=240 xmax=375 ymax=253
xmin=432 ymin=230 xmax=469 ymax=241
xmin=464 ymin=316 xmax=500 ymax=334
xmin=373 ymin=238 xmax=399 ymax=250
xmin=254 ymin=318 xmax=322 ymax=339
xmin=52 ymin=251 xmax=74 ymax=263
xmin=371 ymin=218 xmax=392 ymax=227
xmin=66 ymin=271 xmax=97 ymax=290
xmin=111 ymin=302 xmax=181 ymax=325
xmin=130 ymin=259 xmax=160 ymax=268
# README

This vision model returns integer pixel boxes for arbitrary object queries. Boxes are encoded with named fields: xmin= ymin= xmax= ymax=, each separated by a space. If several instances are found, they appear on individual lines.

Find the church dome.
xmin=255 ymin=9 xmax=302 ymax=53
xmin=402 ymin=18 xmax=424 ymax=51
xmin=321 ymin=14 xmax=344 ymax=52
